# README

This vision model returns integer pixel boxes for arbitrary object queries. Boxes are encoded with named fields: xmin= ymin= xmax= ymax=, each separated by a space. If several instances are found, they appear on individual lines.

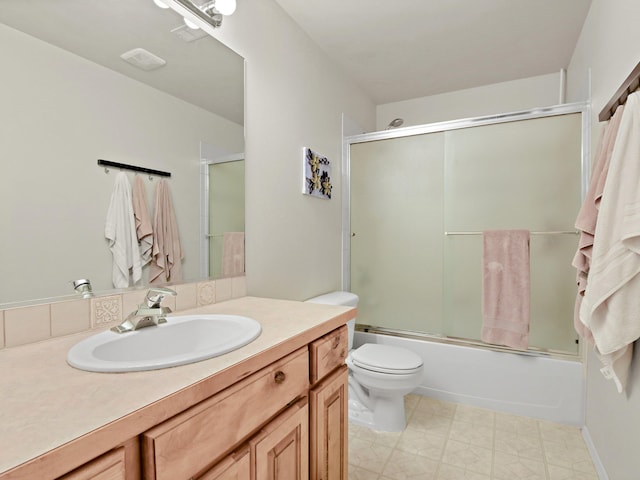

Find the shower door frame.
xmin=341 ymin=102 xmax=590 ymax=358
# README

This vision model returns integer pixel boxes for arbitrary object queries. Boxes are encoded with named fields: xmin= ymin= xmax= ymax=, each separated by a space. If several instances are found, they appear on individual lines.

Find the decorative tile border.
xmin=0 ymin=276 xmax=247 ymax=350
xmin=91 ymin=295 xmax=123 ymax=328
xmin=197 ymin=281 xmax=216 ymax=306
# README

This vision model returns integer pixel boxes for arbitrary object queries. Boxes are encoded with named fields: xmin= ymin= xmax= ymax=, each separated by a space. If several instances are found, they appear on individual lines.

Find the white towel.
xmin=572 ymin=105 xmax=625 ymax=344
xmin=105 ymin=172 xmax=142 ymax=288
xmin=581 ymin=92 xmax=640 ymax=393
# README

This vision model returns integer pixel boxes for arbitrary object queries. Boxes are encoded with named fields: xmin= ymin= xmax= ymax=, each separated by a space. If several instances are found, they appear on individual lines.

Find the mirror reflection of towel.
xmin=222 ymin=232 xmax=245 ymax=277
xmin=105 ymin=172 xmax=142 ymax=288
xmin=150 ymin=179 xmax=183 ymax=284
xmin=481 ymin=230 xmax=530 ymax=350
xmin=132 ymin=175 xmax=153 ymax=265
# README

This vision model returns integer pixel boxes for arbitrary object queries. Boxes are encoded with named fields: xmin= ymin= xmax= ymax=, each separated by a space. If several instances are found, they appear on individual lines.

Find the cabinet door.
xmin=309 ymin=366 xmax=348 ymax=480
xmin=251 ymin=399 xmax=309 ymax=480
xmin=58 ymin=447 xmax=126 ymax=480
xmin=196 ymin=446 xmax=250 ymax=480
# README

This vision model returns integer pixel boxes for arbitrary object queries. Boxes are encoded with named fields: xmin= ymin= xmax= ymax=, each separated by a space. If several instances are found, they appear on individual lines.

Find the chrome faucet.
xmin=111 ymin=287 xmax=177 ymax=333
xmin=71 ymin=278 xmax=93 ymax=298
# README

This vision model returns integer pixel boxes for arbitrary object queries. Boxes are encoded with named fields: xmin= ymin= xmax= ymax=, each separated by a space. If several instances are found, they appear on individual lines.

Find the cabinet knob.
xmin=274 ymin=371 xmax=286 ymax=384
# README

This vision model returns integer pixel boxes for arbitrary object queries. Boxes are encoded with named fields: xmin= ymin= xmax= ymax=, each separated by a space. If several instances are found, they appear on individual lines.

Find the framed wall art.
xmin=302 ymin=147 xmax=332 ymax=199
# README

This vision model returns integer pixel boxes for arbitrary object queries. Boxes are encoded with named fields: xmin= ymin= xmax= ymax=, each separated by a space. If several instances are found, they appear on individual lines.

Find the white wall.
xmin=207 ymin=0 xmax=376 ymax=300
xmin=566 ymin=1 xmax=640 ymax=479
xmin=0 ymin=23 xmax=244 ymax=302
xmin=376 ymin=72 xmax=561 ymax=129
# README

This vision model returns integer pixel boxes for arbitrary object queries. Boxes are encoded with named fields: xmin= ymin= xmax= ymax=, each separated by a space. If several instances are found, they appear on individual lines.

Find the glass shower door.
xmin=350 ymin=133 xmax=445 ymax=333
xmin=348 ymin=110 xmax=583 ymax=355
xmin=442 ymin=114 xmax=582 ymax=353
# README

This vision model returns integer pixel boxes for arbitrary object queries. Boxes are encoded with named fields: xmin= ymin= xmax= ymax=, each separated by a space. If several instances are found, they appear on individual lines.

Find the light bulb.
xmin=215 ymin=0 xmax=236 ymax=16
xmin=183 ymin=16 xmax=200 ymax=29
xmin=153 ymin=0 xmax=170 ymax=8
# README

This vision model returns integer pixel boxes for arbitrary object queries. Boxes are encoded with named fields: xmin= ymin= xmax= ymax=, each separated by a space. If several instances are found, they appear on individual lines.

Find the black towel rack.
xmin=97 ymin=159 xmax=171 ymax=178
xmin=599 ymin=60 xmax=640 ymax=122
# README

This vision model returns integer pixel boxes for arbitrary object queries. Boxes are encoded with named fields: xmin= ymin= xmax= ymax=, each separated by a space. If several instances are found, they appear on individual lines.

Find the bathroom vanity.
xmin=0 ymin=297 xmax=353 ymax=480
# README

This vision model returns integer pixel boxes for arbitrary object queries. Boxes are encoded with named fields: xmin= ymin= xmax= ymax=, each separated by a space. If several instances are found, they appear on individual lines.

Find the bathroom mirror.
xmin=0 ymin=0 xmax=244 ymax=305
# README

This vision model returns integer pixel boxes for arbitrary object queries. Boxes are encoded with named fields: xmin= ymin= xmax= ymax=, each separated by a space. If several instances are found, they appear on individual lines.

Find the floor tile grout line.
xmin=349 ymin=395 xmax=598 ymax=480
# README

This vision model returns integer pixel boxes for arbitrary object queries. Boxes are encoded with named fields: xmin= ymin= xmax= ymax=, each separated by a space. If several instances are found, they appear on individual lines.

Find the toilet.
xmin=306 ymin=291 xmax=424 ymax=432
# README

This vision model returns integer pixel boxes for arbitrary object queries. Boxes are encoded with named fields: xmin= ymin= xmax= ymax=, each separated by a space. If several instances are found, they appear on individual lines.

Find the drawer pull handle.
xmin=274 ymin=371 xmax=286 ymax=384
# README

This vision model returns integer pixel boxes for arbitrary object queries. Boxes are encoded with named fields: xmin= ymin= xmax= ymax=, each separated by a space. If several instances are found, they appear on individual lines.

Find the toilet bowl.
xmin=305 ymin=291 xmax=424 ymax=432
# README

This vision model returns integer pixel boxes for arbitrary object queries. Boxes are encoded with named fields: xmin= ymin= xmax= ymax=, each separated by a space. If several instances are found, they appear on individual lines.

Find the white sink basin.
xmin=67 ymin=314 xmax=262 ymax=373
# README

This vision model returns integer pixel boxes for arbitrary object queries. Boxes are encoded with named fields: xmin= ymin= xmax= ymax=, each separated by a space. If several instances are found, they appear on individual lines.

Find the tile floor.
xmin=348 ymin=394 xmax=598 ymax=480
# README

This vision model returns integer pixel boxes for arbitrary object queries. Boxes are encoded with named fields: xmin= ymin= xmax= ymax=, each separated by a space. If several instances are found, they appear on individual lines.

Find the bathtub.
xmin=353 ymin=331 xmax=585 ymax=426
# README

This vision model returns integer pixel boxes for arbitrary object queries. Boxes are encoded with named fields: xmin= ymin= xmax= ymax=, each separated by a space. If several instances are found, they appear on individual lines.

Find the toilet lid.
xmin=351 ymin=344 xmax=423 ymax=374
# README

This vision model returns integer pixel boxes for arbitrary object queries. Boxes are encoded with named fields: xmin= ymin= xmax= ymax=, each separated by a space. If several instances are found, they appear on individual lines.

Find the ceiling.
xmin=0 ymin=0 xmax=244 ymax=125
xmin=0 ymin=1 xmax=593 ymax=119
xmin=274 ymin=0 xmax=593 ymax=105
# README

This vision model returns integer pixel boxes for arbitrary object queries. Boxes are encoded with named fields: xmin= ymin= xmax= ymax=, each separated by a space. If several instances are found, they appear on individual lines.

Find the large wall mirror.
xmin=0 ymin=0 xmax=244 ymax=305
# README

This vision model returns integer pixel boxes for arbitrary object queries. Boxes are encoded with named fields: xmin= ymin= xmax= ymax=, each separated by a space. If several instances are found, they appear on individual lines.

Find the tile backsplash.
xmin=0 ymin=276 xmax=247 ymax=350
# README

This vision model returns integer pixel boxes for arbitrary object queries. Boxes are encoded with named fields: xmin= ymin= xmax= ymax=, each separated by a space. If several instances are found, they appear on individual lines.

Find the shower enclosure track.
xmin=355 ymin=324 xmax=580 ymax=361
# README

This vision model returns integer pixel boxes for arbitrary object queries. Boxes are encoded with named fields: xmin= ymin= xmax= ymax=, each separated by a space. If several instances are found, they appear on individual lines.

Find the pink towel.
xmin=481 ymin=230 xmax=530 ymax=350
xmin=581 ymin=92 xmax=640 ymax=392
xmin=221 ymin=232 xmax=245 ymax=277
xmin=149 ymin=179 xmax=183 ymax=284
xmin=132 ymin=175 xmax=153 ymax=265
xmin=572 ymin=105 xmax=625 ymax=343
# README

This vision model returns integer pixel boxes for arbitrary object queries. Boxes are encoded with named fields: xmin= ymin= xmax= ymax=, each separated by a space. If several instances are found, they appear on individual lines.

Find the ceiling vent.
xmin=120 ymin=48 xmax=166 ymax=71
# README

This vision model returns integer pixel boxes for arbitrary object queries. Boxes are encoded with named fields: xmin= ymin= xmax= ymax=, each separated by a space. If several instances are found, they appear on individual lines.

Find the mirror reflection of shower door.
xmin=350 ymin=133 xmax=445 ymax=333
xmin=208 ymin=158 xmax=245 ymax=278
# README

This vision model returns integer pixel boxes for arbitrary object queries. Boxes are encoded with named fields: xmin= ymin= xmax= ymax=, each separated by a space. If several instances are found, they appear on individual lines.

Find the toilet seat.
xmin=351 ymin=344 xmax=423 ymax=375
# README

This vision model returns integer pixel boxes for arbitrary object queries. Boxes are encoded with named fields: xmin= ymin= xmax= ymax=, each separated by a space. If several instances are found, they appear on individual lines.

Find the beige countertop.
xmin=0 ymin=296 xmax=354 ymax=478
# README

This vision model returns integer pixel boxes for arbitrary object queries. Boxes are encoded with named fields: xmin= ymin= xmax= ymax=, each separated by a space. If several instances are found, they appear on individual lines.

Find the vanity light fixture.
xmin=153 ymin=0 xmax=170 ymax=8
xmin=153 ymin=0 xmax=237 ymax=29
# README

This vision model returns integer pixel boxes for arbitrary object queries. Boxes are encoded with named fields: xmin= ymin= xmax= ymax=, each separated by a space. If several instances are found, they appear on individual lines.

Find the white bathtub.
xmin=354 ymin=331 xmax=585 ymax=426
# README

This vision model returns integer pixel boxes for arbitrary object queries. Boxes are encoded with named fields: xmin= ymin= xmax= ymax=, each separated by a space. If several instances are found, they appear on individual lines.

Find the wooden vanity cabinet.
xmin=192 ymin=325 xmax=348 ymax=480
xmin=194 ymin=445 xmax=250 ymax=480
xmin=250 ymin=399 xmax=309 ymax=480
xmin=309 ymin=326 xmax=349 ymax=480
xmin=43 ymin=323 xmax=350 ymax=480
xmin=141 ymin=348 xmax=309 ymax=480
xmin=194 ymin=399 xmax=309 ymax=480
xmin=58 ymin=438 xmax=141 ymax=480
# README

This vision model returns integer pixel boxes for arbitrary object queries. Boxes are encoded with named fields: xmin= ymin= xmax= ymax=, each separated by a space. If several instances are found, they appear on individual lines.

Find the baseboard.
xmin=582 ymin=425 xmax=609 ymax=480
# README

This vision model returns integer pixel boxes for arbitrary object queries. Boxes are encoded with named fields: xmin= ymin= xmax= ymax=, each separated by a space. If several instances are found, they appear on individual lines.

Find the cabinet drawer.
xmin=309 ymin=325 xmax=348 ymax=384
xmin=142 ymin=348 xmax=309 ymax=480
xmin=195 ymin=445 xmax=250 ymax=480
xmin=58 ymin=447 xmax=126 ymax=480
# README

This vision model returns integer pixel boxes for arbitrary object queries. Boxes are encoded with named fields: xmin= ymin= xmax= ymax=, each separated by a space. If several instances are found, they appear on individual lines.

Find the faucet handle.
xmin=145 ymin=287 xmax=177 ymax=307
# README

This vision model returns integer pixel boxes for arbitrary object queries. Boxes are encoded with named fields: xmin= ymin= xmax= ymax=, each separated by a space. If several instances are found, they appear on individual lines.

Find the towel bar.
xmin=444 ymin=231 xmax=578 ymax=236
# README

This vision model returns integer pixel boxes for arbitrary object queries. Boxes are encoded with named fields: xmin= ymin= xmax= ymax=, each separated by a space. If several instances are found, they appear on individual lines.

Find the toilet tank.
xmin=305 ymin=291 xmax=358 ymax=350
